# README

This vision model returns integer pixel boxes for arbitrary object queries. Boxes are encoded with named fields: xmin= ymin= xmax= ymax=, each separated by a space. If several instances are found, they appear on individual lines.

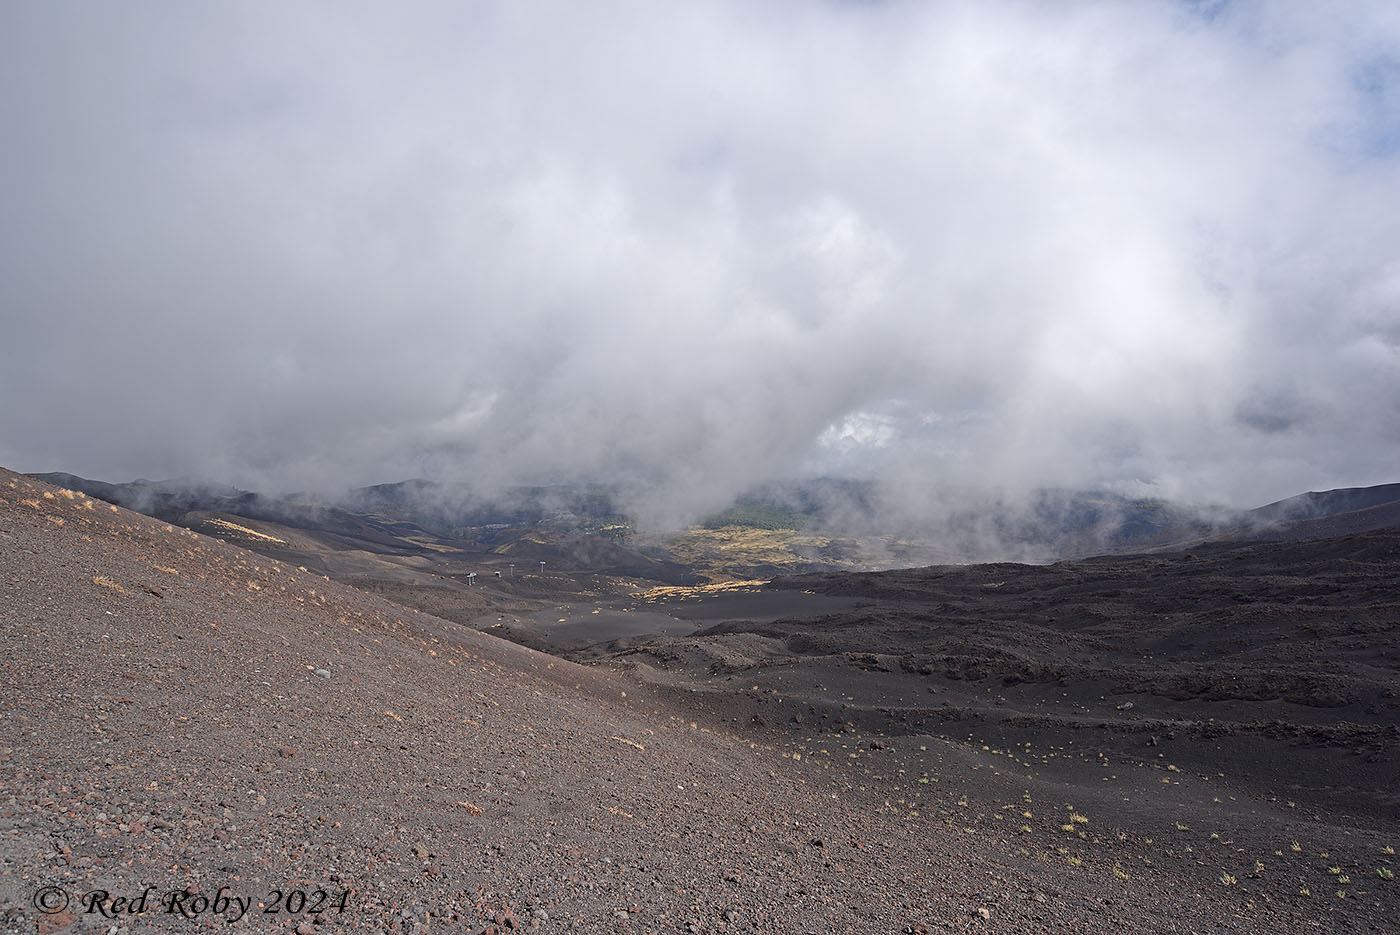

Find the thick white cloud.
xmin=2 ymin=0 xmax=1398 ymax=522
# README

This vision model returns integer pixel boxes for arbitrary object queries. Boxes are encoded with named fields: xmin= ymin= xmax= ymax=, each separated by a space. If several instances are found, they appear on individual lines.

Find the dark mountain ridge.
xmin=34 ymin=472 xmax=1400 ymax=574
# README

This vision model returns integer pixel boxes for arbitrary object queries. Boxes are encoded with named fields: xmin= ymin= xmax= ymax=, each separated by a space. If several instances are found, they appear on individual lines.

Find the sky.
xmin=2 ymin=0 xmax=1398 ymax=526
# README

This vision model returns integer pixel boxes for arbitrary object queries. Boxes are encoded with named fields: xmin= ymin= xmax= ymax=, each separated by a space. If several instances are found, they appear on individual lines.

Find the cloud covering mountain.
xmin=3 ymin=1 xmax=1398 ymax=524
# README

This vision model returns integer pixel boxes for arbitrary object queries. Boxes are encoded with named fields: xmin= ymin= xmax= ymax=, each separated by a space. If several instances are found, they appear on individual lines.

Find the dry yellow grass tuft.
xmin=92 ymin=576 xmax=129 ymax=595
xmin=21 ymin=499 xmax=40 ymax=509
xmin=205 ymin=518 xmax=287 ymax=544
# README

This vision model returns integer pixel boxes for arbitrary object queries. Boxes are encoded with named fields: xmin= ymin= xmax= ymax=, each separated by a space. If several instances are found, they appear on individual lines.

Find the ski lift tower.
xmin=466 ymin=572 xmax=477 ymax=587
xmin=539 ymin=561 xmax=546 ymax=575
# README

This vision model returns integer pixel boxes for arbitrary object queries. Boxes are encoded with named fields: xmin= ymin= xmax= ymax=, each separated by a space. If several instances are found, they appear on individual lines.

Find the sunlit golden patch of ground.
xmin=653 ymin=524 xmax=967 ymax=581
xmin=658 ymin=524 xmax=841 ymax=580
xmin=640 ymin=578 xmax=769 ymax=601
xmin=491 ymin=530 xmax=552 ymax=553
xmin=402 ymin=535 xmax=460 ymax=553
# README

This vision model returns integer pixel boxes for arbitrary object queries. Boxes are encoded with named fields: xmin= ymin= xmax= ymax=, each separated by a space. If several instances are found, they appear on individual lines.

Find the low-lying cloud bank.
xmin=3 ymin=2 xmax=1398 ymax=523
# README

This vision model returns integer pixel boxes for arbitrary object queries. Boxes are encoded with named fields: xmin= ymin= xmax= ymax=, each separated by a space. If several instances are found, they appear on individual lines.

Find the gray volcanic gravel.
xmin=0 ymin=468 xmax=1391 ymax=933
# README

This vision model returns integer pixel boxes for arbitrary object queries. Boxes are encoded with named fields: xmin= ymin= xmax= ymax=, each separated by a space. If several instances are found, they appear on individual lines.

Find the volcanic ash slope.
xmin=0 ymin=467 xmax=1356 ymax=934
